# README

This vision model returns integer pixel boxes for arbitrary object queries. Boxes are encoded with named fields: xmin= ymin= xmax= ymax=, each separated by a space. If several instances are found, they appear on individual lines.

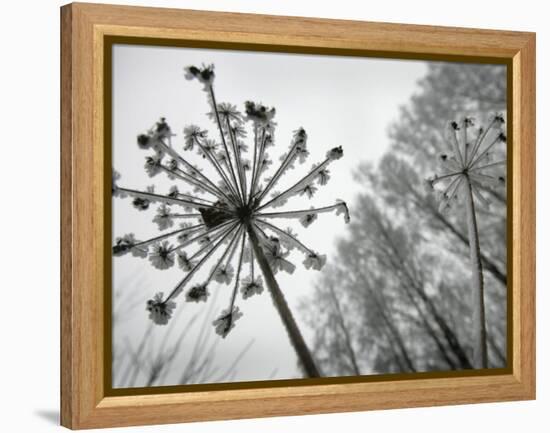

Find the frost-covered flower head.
xmin=146 ymin=292 xmax=176 ymax=325
xmin=153 ymin=204 xmax=174 ymax=230
xmin=183 ymin=125 xmax=207 ymax=151
xmin=113 ymin=233 xmax=148 ymax=258
xmin=209 ymin=102 xmax=244 ymax=126
xmin=212 ymin=306 xmax=243 ymax=338
xmin=186 ymin=283 xmax=210 ymax=303
xmin=303 ymin=252 xmax=327 ymax=271
xmin=112 ymin=169 xmax=124 ymax=197
xmin=149 ymin=241 xmax=175 ymax=270
xmin=426 ymin=114 xmax=506 ymax=213
xmin=244 ymin=101 xmax=276 ymax=126
xmin=213 ymin=264 xmax=235 ymax=284
xmin=112 ymin=63 xmax=350 ymax=336
xmin=184 ymin=64 xmax=215 ymax=88
xmin=241 ymin=275 xmax=264 ymax=299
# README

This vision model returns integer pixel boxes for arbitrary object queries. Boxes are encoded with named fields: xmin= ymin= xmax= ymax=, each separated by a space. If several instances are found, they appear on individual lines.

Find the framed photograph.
xmin=60 ymin=3 xmax=535 ymax=429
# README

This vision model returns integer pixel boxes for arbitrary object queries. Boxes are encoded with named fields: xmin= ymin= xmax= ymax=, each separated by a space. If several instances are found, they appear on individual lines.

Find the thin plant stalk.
xmin=246 ymin=224 xmax=321 ymax=378
xmin=464 ymin=177 xmax=488 ymax=369
xmin=428 ymin=116 xmax=505 ymax=369
xmin=208 ymin=85 xmax=243 ymax=203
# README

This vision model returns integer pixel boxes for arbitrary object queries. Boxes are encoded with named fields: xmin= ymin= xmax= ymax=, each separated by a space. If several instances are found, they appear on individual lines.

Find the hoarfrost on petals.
xmin=299 ymin=210 xmax=318 ymax=228
xmin=303 ymin=252 xmax=327 ymax=271
xmin=149 ymin=241 xmax=175 ymax=270
xmin=316 ymin=168 xmax=331 ymax=186
xmin=146 ymin=292 xmax=176 ymax=325
xmin=326 ymin=146 xmax=343 ymax=160
xmin=212 ymin=306 xmax=243 ymax=338
xmin=213 ymin=264 xmax=234 ymax=285
xmin=186 ymin=284 xmax=209 ymax=303
xmin=262 ymin=239 xmax=296 ymax=274
xmin=183 ymin=125 xmax=207 ymax=151
xmin=144 ymin=154 xmax=163 ymax=177
xmin=113 ymin=233 xmax=137 ymax=256
xmin=244 ymin=101 xmax=276 ymax=126
xmin=241 ymin=276 xmax=264 ymax=299
xmin=184 ymin=64 xmax=215 ymax=87
xmin=177 ymin=251 xmax=195 ymax=271
xmin=153 ymin=204 xmax=174 ymax=231
xmin=300 ymin=184 xmax=317 ymax=199
xmin=112 ymin=169 xmax=126 ymax=198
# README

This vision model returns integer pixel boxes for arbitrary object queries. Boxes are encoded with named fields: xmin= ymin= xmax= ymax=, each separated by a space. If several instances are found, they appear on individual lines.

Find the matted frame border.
xmin=61 ymin=2 xmax=535 ymax=429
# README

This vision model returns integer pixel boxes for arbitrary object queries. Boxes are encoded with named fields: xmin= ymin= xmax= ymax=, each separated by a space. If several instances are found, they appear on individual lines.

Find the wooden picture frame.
xmin=60 ymin=2 xmax=535 ymax=429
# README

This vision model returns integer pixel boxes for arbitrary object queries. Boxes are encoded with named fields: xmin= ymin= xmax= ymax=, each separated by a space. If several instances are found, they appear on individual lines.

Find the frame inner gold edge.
xmin=98 ymin=28 xmax=515 ymax=399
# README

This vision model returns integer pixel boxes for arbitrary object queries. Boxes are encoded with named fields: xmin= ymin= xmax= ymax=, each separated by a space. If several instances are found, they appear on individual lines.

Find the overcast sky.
xmin=111 ymin=43 xmax=428 ymax=387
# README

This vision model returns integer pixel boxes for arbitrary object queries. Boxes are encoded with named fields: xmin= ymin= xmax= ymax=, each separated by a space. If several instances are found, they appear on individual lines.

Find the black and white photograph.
xmin=110 ymin=44 xmax=507 ymax=389
xmin=2 ymin=0 xmax=546 ymax=430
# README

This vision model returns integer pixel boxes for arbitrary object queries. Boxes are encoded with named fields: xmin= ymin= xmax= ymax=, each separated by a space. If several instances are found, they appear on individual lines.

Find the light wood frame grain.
xmin=60 ymin=2 xmax=535 ymax=429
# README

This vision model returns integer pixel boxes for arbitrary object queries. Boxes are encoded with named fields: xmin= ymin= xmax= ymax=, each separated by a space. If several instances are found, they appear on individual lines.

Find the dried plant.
xmin=112 ymin=64 xmax=350 ymax=377
xmin=426 ymin=114 xmax=506 ymax=368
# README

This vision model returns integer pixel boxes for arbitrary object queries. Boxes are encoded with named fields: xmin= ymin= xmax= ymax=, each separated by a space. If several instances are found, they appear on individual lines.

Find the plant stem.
xmin=464 ymin=176 xmax=488 ymax=369
xmin=249 ymin=129 xmax=267 ymax=203
xmin=246 ymin=224 xmax=321 ymax=378
xmin=207 ymin=85 xmax=243 ymax=204
xmin=226 ymin=118 xmax=248 ymax=200
xmin=193 ymin=136 xmax=240 ymax=204
xmin=157 ymin=140 xmax=233 ymax=202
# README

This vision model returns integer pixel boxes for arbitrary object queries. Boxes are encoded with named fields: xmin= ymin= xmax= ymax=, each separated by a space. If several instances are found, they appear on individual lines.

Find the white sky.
xmin=111 ymin=43 xmax=427 ymax=387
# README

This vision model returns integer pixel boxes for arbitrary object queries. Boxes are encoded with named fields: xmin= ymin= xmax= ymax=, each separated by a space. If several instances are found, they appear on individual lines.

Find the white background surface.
xmin=0 ymin=0 xmax=545 ymax=431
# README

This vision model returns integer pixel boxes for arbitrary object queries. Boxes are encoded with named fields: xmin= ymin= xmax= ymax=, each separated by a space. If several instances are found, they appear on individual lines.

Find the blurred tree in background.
xmin=300 ymin=62 xmax=507 ymax=375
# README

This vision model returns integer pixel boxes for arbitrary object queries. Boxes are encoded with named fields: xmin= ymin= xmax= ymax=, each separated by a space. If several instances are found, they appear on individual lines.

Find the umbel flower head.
xmin=146 ymin=292 xmax=176 ymax=325
xmin=426 ymin=114 xmax=506 ymax=213
xmin=425 ymin=114 xmax=506 ymax=370
xmin=112 ymin=63 xmax=350 ymax=338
